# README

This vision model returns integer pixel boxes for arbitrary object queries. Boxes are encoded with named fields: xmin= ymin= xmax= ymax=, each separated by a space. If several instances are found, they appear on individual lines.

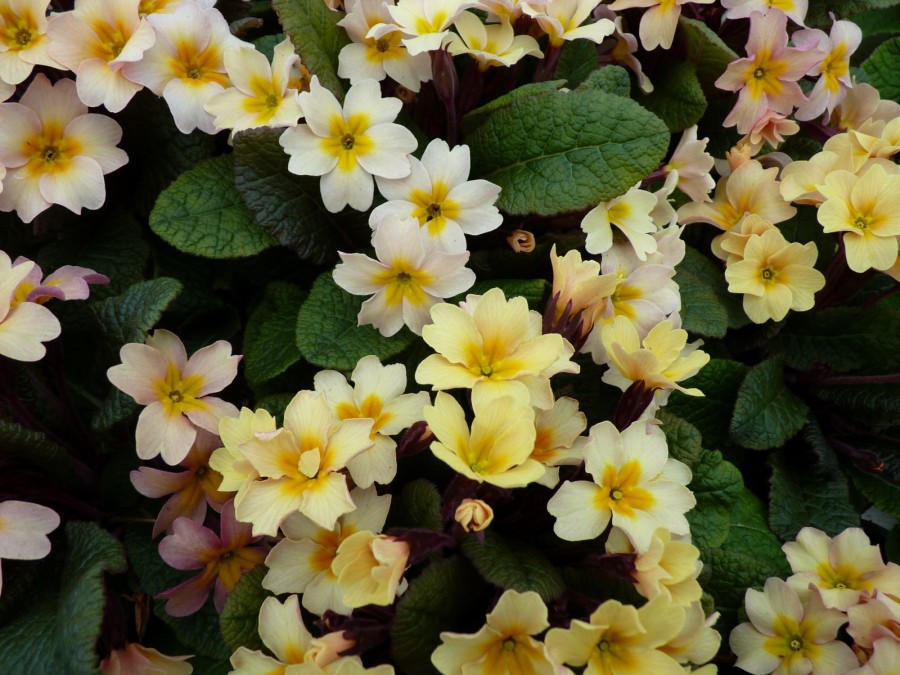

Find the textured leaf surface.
xmin=91 ymin=277 xmax=182 ymax=346
xmin=468 ymin=88 xmax=668 ymax=216
xmin=296 ymin=272 xmax=417 ymax=371
xmin=863 ymin=37 xmax=900 ymax=102
xmin=220 ymin=566 xmax=269 ymax=652
xmin=637 ymin=60 xmax=706 ymax=132
xmin=659 ymin=412 xmax=703 ymax=468
xmin=555 ymin=40 xmax=601 ymax=89
xmin=150 ymin=156 xmax=276 ymax=259
xmin=678 ymin=17 xmax=738 ymax=89
xmin=687 ymin=448 xmax=744 ymax=550
xmin=397 ymin=480 xmax=443 ymax=531
xmin=730 ymin=359 xmax=808 ymax=450
xmin=676 ymin=247 xmax=748 ymax=338
xmin=667 ymin=359 xmax=749 ymax=448
xmin=575 ymin=65 xmax=630 ymax=97
xmin=0 ymin=419 xmax=76 ymax=486
xmin=461 ymin=530 xmax=565 ymax=601
xmin=244 ymin=282 xmax=306 ymax=384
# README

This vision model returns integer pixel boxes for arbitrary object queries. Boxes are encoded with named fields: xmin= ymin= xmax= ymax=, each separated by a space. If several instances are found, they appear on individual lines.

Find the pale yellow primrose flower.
xmin=0 ymin=251 xmax=60 ymax=362
xmin=712 ymin=213 xmax=777 ymax=264
xmin=416 ymin=287 xmax=578 ymax=409
xmin=432 ymin=590 xmax=563 ymax=675
xmin=547 ymin=420 xmax=695 ymax=552
xmin=371 ymin=0 xmax=480 ymax=56
xmin=725 ymin=228 xmax=825 ymax=324
xmin=847 ymin=591 xmax=900 ymax=650
xmin=522 ymin=0 xmax=615 ymax=48
xmin=446 ymin=12 xmax=542 ymax=70
xmin=233 ymin=390 xmax=374 ymax=534
xmin=313 ymin=355 xmax=430 ymax=487
xmin=204 ymin=38 xmax=304 ymax=135
xmin=46 ymin=0 xmax=156 ymax=112
xmin=548 ymin=245 xmax=618 ymax=344
xmin=100 ymin=643 xmax=192 ymax=675
xmin=817 ymin=164 xmax=900 ymax=273
xmin=730 ymin=577 xmax=857 ymax=675
xmin=208 ymin=407 xmax=276 ymax=505
xmin=849 ymin=638 xmax=900 ymax=675
xmin=0 ymin=500 xmax=60 ymax=598
xmin=582 ymin=182 xmax=659 ymax=260
xmin=425 ymin=391 xmax=546 ymax=488
xmin=545 ymin=594 xmax=687 ymax=674
xmin=660 ymin=601 xmax=721 ymax=669
xmin=263 ymin=486 xmax=391 ymax=616
xmin=663 ymin=125 xmax=715 ymax=203
xmin=107 ymin=329 xmax=240 ymax=466
xmin=830 ymin=83 xmax=900 ymax=134
xmin=0 ymin=0 xmax=61 ymax=86
xmin=530 ymin=395 xmax=586 ymax=488
xmin=228 ymin=595 xmax=317 ymax=672
xmin=333 ymin=216 xmax=476 ymax=337
xmin=608 ymin=0 xmax=714 ymax=52
xmin=280 ymin=77 xmax=417 ymax=213
xmin=331 ymin=529 xmax=409 ymax=609
xmin=783 ymin=526 xmax=900 ymax=612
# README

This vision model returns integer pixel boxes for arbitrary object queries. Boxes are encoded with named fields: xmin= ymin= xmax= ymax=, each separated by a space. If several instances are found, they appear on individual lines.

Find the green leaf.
xmin=574 ymin=65 xmax=630 ymax=97
xmin=390 ymin=557 xmax=487 ymax=675
xmin=807 ymin=0 xmax=900 ymax=27
xmin=244 ymin=282 xmax=306 ymax=384
xmin=90 ymin=277 xmax=183 ymax=346
xmin=233 ymin=128 xmax=367 ymax=265
xmin=667 ymin=359 xmax=750 ymax=448
xmin=462 ymin=81 xmax=566 ymax=137
xmin=677 ymin=17 xmax=739 ymax=90
xmin=150 ymin=156 xmax=276 ymax=259
xmin=396 ymin=480 xmax=443 ymax=531
xmin=687 ymin=448 xmax=744 ymax=550
xmin=256 ymin=393 xmax=295 ymax=421
xmin=769 ymin=452 xmax=859 ymax=541
xmin=271 ymin=0 xmax=350 ymax=97
xmin=0 ymin=419 xmax=77 ymax=487
xmin=468 ymin=88 xmax=668 ymax=216
xmin=555 ymin=40 xmax=600 ymax=90
xmin=863 ymin=36 xmax=900 ymax=102
xmin=812 ymin=384 xmax=900 ymax=415
xmin=730 ymin=359 xmax=808 ymax=450
xmin=296 ymin=272 xmax=417 ymax=371
xmin=637 ymin=60 xmax=706 ymax=132
xmin=220 ymin=566 xmax=269 ymax=652
xmin=0 ymin=522 xmax=126 ymax=675
xmin=854 ymin=7 xmax=900 ymax=34
xmin=658 ymin=412 xmax=703 ymax=468
xmin=460 ymin=530 xmax=565 ymax=601
xmin=92 ymin=389 xmax=140 ymax=432
xmin=850 ymin=468 xmax=900 ymax=520
xmin=676 ymin=246 xmax=747 ymax=338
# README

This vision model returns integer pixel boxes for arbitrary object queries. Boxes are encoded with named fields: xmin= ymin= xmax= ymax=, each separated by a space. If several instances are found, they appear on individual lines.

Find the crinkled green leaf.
xmin=90 ymin=277 xmax=182 ymax=346
xmin=233 ymin=128 xmax=367 ymax=265
xmin=676 ymin=247 xmax=747 ymax=338
xmin=807 ymin=0 xmax=900 ymax=27
xmin=272 ymin=0 xmax=350 ymax=97
xmin=687 ymin=448 xmax=744 ymax=550
xmin=730 ymin=359 xmax=808 ymax=450
xmin=92 ymin=388 xmax=140 ymax=432
xmin=390 ymin=557 xmax=487 ymax=675
xmin=854 ymin=6 xmax=900 ymax=34
xmin=555 ymin=40 xmax=601 ymax=90
xmin=462 ymin=81 xmax=566 ymax=136
xmin=0 ymin=419 xmax=77 ymax=486
xmin=220 ymin=566 xmax=269 ymax=652
xmin=296 ymin=272 xmax=417 ymax=371
xmin=812 ymin=384 xmax=900 ymax=415
xmin=637 ymin=60 xmax=706 ymax=132
xmin=658 ymin=412 xmax=703 ymax=468
xmin=150 ymin=156 xmax=276 ymax=260
xmin=863 ymin=37 xmax=900 ymax=102
xmin=0 ymin=522 xmax=126 ymax=675
xmin=460 ymin=529 xmax=565 ymax=601
xmin=677 ymin=17 xmax=738 ymax=90
xmin=575 ymin=65 xmax=630 ymax=97
xmin=850 ymin=467 xmax=900 ymax=520
xmin=769 ymin=451 xmax=859 ymax=541
xmin=667 ymin=359 xmax=749 ymax=448
xmin=396 ymin=480 xmax=443 ymax=532
xmin=468 ymin=88 xmax=668 ymax=216
xmin=244 ymin=282 xmax=306 ymax=384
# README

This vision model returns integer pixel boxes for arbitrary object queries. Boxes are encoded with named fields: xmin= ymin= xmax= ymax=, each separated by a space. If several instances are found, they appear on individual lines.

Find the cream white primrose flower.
xmin=0 ymin=80 xmax=12 ymax=101
xmin=721 ymin=0 xmax=808 ymax=26
xmin=337 ymin=0 xmax=432 ymax=92
xmin=280 ymin=77 xmax=417 ymax=213
xmin=0 ymin=74 xmax=129 ymax=224
xmin=314 ymin=355 xmax=430 ymax=487
xmin=0 ymin=0 xmax=61 ymax=86
xmin=46 ymin=0 xmax=156 ymax=112
xmin=445 ymin=11 xmax=543 ymax=70
xmin=370 ymin=0 xmax=481 ymax=56
xmin=547 ymin=420 xmax=695 ymax=552
xmin=334 ymin=217 xmax=476 ymax=336
xmin=0 ymin=251 xmax=60 ymax=362
xmin=522 ymin=0 xmax=615 ymax=47
xmin=0 ymin=500 xmax=60 ymax=597
xmin=371 ymin=139 xmax=503 ymax=254
xmin=581 ymin=182 xmax=659 ymax=260
xmin=204 ymin=38 xmax=304 ymax=135
xmin=122 ymin=3 xmax=245 ymax=135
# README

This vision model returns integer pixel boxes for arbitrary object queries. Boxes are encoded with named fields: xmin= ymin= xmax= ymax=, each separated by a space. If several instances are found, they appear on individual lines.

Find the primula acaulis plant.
xmin=1 ymin=0 xmax=900 ymax=672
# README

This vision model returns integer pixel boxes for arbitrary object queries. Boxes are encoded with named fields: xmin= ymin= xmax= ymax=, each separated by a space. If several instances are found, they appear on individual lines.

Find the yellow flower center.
xmin=16 ymin=28 xmax=31 ymax=46
xmin=760 ymin=265 xmax=777 ymax=284
xmin=376 ymin=37 xmax=391 ymax=53
xmin=789 ymin=637 xmax=803 ymax=652
xmin=599 ymin=640 xmax=611 ymax=652
xmin=596 ymin=460 xmax=655 ymax=517
xmin=168 ymin=389 xmax=183 ymax=403
xmin=265 ymin=94 xmax=279 ymax=109
xmin=426 ymin=202 xmax=442 ymax=219
xmin=322 ymin=112 xmax=374 ymax=172
xmin=754 ymin=67 xmax=766 ymax=79
xmin=409 ymin=181 xmax=460 ymax=235
xmin=852 ymin=214 xmax=871 ymax=230
xmin=341 ymin=133 xmax=356 ymax=150
xmin=503 ymin=638 xmax=516 ymax=651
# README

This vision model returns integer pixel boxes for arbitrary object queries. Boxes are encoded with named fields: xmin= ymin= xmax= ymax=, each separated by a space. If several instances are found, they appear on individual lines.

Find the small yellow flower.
xmin=332 ymin=530 xmax=409 ymax=608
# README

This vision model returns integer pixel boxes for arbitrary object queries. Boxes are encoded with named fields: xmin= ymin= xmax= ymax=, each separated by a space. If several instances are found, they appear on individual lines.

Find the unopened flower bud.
xmin=455 ymin=498 xmax=494 ymax=532
xmin=507 ymin=229 xmax=536 ymax=253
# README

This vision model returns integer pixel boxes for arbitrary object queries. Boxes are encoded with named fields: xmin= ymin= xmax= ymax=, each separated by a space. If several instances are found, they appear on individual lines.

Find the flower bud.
xmin=332 ymin=531 xmax=409 ymax=608
xmin=455 ymin=498 xmax=494 ymax=532
xmin=507 ymin=229 xmax=536 ymax=253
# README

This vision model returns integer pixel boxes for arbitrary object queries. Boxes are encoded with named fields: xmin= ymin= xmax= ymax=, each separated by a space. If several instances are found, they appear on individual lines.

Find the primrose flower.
xmin=830 ymin=83 xmax=900 ymax=134
xmin=0 ymin=0 xmax=60 ymax=86
xmin=46 ymin=0 xmax=155 ymax=112
xmin=522 ymin=0 xmax=615 ymax=48
xmin=0 ymin=74 xmax=129 ymax=223
xmin=743 ymin=110 xmax=800 ymax=154
xmin=425 ymin=391 xmax=546 ymax=488
xmin=661 ymin=602 xmax=721 ymax=669
xmin=545 ymin=595 xmax=687 ymax=673
xmin=373 ymin=0 xmax=480 ymax=56
xmin=730 ymin=577 xmax=857 ymax=675
xmin=0 ymin=79 xmax=11 ymax=101
xmin=332 ymin=530 xmax=409 ymax=608
xmin=847 ymin=591 xmax=900 ymax=650
xmin=416 ymin=287 xmax=579 ymax=409
xmin=228 ymin=595 xmax=321 ymax=672
xmin=122 ymin=3 xmax=244 ymax=134
xmin=371 ymin=139 xmax=503 ymax=254
xmin=0 ymin=252 xmax=60 ymax=362
xmin=715 ymin=11 xmax=820 ymax=134
xmin=794 ymin=19 xmax=862 ymax=121
xmin=334 ymin=217 xmax=476 ymax=337
xmin=100 ymin=644 xmax=192 ymax=675
xmin=157 ymin=500 xmax=266 ymax=616
xmin=608 ymin=0 xmax=715 ymax=51
xmin=546 ymin=245 xmax=618 ymax=347
xmin=664 ymin=125 xmax=715 ymax=203
xmin=850 ymin=639 xmax=900 ymax=675
xmin=721 ymin=0 xmax=808 ymax=25
xmin=582 ymin=183 xmax=659 ymax=260
xmin=547 ymin=420 xmax=694 ymax=552
xmin=313 ymin=356 xmax=430 ymax=487
xmin=432 ymin=590 xmax=562 ymax=675
xmin=130 ymin=429 xmax=230 ymax=537
xmin=817 ymin=164 xmax=900 ymax=273
xmin=9 ymin=258 xmax=108 ymax=305
xmin=280 ymin=77 xmax=416 ymax=213
xmin=0 ymin=500 xmax=60 ymax=597
xmin=207 ymin=407 xmax=276 ymax=502
xmin=106 ymin=329 xmax=241 ymax=466
xmin=445 ymin=12 xmax=542 ymax=69
xmin=530 ymin=395 xmax=586 ymax=488
xmin=337 ymin=0 xmax=432 ymax=92
xmin=204 ymin=38 xmax=304 ymax=135
xmin=783 ymin=526 xmax=900 ymax=611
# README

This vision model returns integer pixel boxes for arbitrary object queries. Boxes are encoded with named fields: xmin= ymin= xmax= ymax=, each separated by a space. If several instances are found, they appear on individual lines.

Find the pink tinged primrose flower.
xmin=721 ymin=0 xmax=808 ymax=26
xmin=46 ymin=0 xmax=156 ymax=112
xmin=334 ymin=217 xmax=476 ymax=337
xmin=0 ymin=74 xmax=128 ymax=224
xmin=99 ymin=643 xmax=193 ymax=675
xmin=157 ymin=500 xmax=266 ymax=617
xmin=122 ymin=3 xmax=245 ymax=135
xmin=664 ymin=125 xmax=715 ymax=203
xmin=11 ymin=259 xmax=108 ymax=305
xmin=742 ymin=110 xmax=799 ymax=154
xmin=608 ymin=0 xmax=714 ymax=52
xmin=0 ymin=500 xmax=60 ymax=597
xmin=729 ymin=577 xmax=858 ymax=675
xmin=0 ymin=252 xmax=60 ymax=362
xmin=106 ymin=329 xmax=241 ymax=466
xmin=715 ymin=10 xmax=821 ymax=134
xmin=130 ymin=428 xmax=231 ymax=538
xmin=0 ymin=0 xmax=61 ymax=86
xmin=847 ymin=591 xmax=900 ymax=651
xmin=793 ymin=19 xmax=862 ymax=121
xmin=850 ymin=638 xmax=900 ymax=675
xmin=280 ymin=77 xmax=417 ymax=213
